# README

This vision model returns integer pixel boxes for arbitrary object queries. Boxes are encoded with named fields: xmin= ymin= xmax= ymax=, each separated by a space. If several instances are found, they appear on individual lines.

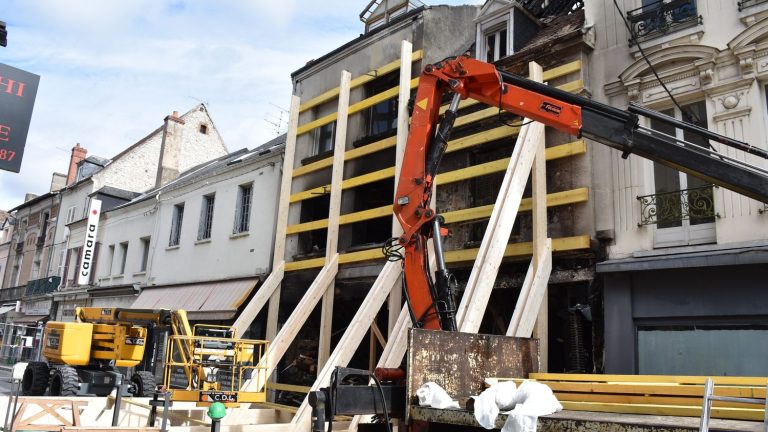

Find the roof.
xmin=108 ymin=136 xmax=286 ymax=212
xmin=90 ymin=186 xmax=142 ymax=201
xmin=82 ymin=155 xmax=111 ymax=167
xmin=8 ymin=191 xmax=58 ymax=213
xmin=496 ymin=9 xmax=586 ymax=67
xmin=292 ymin=6 xmax=426 ymax=78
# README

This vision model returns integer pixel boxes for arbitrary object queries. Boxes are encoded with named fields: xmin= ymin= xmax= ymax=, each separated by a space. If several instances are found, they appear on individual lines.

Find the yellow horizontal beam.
xmin=542 ymin=60 xmax=582 ymax=82
xmin=284 ymin=235 xmax=590 ymax=271
xmin=299 ymin=50 xmax=424 ymax=113
xmin=560 ymin=401 xmax=764 ymax=422
xmin=287 ymin=187 xmax=588 ymax=235
xmin=529 ymin=373 xmax=768 ymax=387
xmin=291 ymin=79 xmax=584 ymax=178
xmin=290 ymin=140 xmax=586 ymax=204
xmin=556 ymin=392 xmax=759 ymax=410
xmin=297 ymin=78 xmax=420 ymax=136
xmin=507 ymin=379 xmax=767 ymax=399
xmin=270 ymin=382 xmax=311 ymax=393
xmin=557 ymin=79 xmax=583 ymax=94
xmin=442 ymin=188 xmax=589 ymax=224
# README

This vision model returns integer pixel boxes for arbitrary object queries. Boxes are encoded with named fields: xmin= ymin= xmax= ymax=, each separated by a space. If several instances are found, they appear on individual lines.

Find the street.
xmin=0 ymin=368 xmax=16 ymax=396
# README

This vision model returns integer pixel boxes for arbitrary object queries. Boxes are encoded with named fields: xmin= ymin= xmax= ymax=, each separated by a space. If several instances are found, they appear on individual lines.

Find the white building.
xmin=585 ymin=0 xmax=768 ymax=375
xmin=52 ymin=104 xmax=229 ymax=320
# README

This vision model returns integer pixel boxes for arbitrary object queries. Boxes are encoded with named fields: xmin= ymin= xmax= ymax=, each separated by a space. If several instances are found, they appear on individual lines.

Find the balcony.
xmin=0 ymin=286 xmax=26 ymax=302
xmin=25 ymin=276 xmax=61 ymax=296
xmin=738 ymin=0 xmax=768 ymax=11
xmin=626 ymin=0 xmax=701 ymax=46
xmin=637 ymin=186 xmax=715 ymax=226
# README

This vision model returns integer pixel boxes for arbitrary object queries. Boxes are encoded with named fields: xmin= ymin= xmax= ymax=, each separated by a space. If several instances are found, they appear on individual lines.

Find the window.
xmin=40 ymin=212 xmax=49 ymax=234
xmin=484 ymin=26 xmax=508 ymax=63
xmin=649 ymin=101 xmax=715 ymax=246
xmin=169 ymin=203 xmax=185 ymax=246
xmin=140 ymin=237 xmax=151 ymax=272
xmin=107 ymin=245 xmax=115 ymax=275
xmin=198 ymin=194 xmax=215 ymax=240
xmin=199 ymin=124 xmax=208 ymax=134
xmin=66 ymin=206 xmax=77 ymax=224
xmin=366 ymin=71 xmax=400 ymax=138
xmin=233 ymin=184 xmax=253 ymax=234
xmin=118 ymin=242 xmax=128 ymax=275
xmin=315 ymin=122 xmax=335 ymax=155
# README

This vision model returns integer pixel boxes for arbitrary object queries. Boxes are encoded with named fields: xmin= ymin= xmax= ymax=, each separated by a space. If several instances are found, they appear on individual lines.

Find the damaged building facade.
xmin=587 ymin=0 xmax=768 ymax=375
xmin=271 ymin=0 xmax=597 ymax=390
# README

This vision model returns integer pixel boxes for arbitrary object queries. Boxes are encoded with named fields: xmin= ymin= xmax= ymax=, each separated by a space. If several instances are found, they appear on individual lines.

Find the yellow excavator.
xmin=20 ymin=307 xmax=268 ymax=406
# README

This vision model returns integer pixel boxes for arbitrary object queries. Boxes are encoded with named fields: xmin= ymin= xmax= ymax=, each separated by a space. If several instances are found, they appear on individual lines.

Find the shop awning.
xmin=0 ymin=305 xmax=16 ymax=315
xmin=131 ymin=277 xmax=260 ymax=321
xmin=11 ymin=314 xmax=49 ymax=324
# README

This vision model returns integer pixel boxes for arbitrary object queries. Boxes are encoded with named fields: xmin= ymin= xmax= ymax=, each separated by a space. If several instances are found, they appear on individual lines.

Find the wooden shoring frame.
xmin=455 ymin=61 xmax=550 ymax=334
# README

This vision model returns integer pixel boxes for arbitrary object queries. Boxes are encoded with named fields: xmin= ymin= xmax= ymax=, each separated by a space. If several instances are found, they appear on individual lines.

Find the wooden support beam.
xmin=529 ymin=61 xmax=550 ymax=372
xmin=233 ymin=95 xmax=300 ymax=340
xmin=528 ymin=373 xmax=768 ymax=386
xmin=318 ymin=70 xmax=351 ymax=368
xmin=389 ymin=40 xmax=411 ymax=336
xmin=505 ymin=379 xmax=767 ymax=398
xmin=507 ymin=239 xmax=553 ymax=337
xmin=298 ymin=50 xmax=424 ymax=113
xmin=290 ymin=261 xmax=402 ymax=431
xmin=233 ymin=261 xmax=285 ymax=337
xmin=242 ymin=253 xmax=340 ymax=392
xmin=558 ymin=400 xmax=765 ymax=422
xmin=457 ymin=102 xmax=546 ymax=332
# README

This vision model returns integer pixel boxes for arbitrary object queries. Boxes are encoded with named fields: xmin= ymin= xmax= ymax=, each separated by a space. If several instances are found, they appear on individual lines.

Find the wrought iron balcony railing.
xmin=25 ymin=276 xmax=61 ymax=296
xmin=637 ymin=186 xmax=715 ymax=226
xmin=739 ymin=0 xmax=768 ymax=11
xmin=626 ymin=0 xmax=701 ymax=46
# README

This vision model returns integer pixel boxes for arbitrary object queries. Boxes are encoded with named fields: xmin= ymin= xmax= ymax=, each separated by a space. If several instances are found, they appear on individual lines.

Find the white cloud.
xmin=0 ymin=0 xmax=485 ymax=209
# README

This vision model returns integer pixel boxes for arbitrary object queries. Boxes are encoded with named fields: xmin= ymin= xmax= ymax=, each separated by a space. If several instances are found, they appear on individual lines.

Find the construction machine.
xmin=20 ymin=307 xmax=268 ymax=406
xmin=310 ymin=54 xmax=768 ymax=424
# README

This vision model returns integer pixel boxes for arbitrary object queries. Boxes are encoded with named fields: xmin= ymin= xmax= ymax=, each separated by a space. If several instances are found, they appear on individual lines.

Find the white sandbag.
xmin=471 ymin=385 xmax=499 ymax=429
xmin=494 ymin=381 xmax=518 ymax=411
xmin=416 ymin=382 xmax=460 ymax=409
xmin=500 ymin=381 xmax=562 ymax=432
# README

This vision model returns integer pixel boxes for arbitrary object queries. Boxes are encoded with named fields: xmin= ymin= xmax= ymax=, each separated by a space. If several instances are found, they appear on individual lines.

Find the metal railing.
xmin=626 ymin=0 xmax=701 ymax=45
xmin=637 ymin=186 xmax=715 ymax=226
xmin=25 ymin=276 xmax=61 ymax=296
xmin=738 ymin=0 xmax=768 ymax=11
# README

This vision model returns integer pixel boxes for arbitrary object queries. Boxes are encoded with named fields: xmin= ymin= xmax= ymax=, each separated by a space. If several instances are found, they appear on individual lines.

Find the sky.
xmin=0 ymin=0 xmax=484 ymax=210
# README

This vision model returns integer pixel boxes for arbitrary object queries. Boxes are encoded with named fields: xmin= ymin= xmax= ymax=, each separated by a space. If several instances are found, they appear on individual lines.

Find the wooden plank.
xmin=508 ymin=240 xmax=553 ymax=337
xmin=529 ymin=373 xmax=768 ymax=386
xmin=289 ymin=167 xmax=394 ymax=203
xmin=318 ymin=70 xmax=351 ymax=369
xmin=506 ymin=379 xmax=767 ymax=398
xmin=559 ymin=400 xmax=765 ymax=422
xmin=270 ymin=383 xmax=311 ymax=393
xmin=555 ymin=391 xmax=764 ymax=410
xmin=283 ymin=235 xmax=591 ymax=271
xmin=457 ymin=120 xmax=536 ymax=331
xmin=389 ymin=40 xmax=412 ymax=336
xmin=263 ymin=95 xmax=301 ymax=341
xmin=529 ymin=61 xmax=550 ymax=373
xmin=298 ymin=50 xmax=424 ymax=113
xmin=233 ymin=262 xmax=285 ymax=337
xmin=542 ymin=60 xmax=582 ymax=81
xmin=290 ymin=260 xmax=402 ymax=431
xmin=286 ymin=187 xmax=589 ymax=235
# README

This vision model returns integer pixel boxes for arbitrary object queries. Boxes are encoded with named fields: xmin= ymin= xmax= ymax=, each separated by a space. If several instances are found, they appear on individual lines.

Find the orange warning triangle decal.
xmin=416 ymin=98 xmax=428 ymax=111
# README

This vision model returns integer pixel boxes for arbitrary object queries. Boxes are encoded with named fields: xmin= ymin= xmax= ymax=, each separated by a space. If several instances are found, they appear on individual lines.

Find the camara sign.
xmin=78 ymin=199 xmax=102 ymax=285
xmin=0 ymin=62 xmax=40 ymax=173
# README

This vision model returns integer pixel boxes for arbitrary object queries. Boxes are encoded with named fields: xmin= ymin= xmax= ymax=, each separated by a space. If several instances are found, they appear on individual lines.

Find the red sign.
xmin=0 ymin=63 xmax=40 ymax=173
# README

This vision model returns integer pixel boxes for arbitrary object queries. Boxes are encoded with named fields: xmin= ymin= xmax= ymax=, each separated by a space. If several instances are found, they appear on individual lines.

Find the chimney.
xmin=24 ymin=193 xmax=38 ymax=202
xmin=155 ymin=110 xmax=185 ymax=188
xmin=50 ymin=172 xmax=67 ymax=192
xmin=67 ymin=143 xmax=87 ymax=184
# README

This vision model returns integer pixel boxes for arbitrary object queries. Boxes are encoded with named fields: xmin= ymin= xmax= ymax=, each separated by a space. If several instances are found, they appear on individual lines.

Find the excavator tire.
xmin=130 ymin=371 xmax=156 ymax=397
xmin=21 ymin=362 xmax=49 ymax=396
xmin=49 ymin=366 xmax=80 ymax=396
